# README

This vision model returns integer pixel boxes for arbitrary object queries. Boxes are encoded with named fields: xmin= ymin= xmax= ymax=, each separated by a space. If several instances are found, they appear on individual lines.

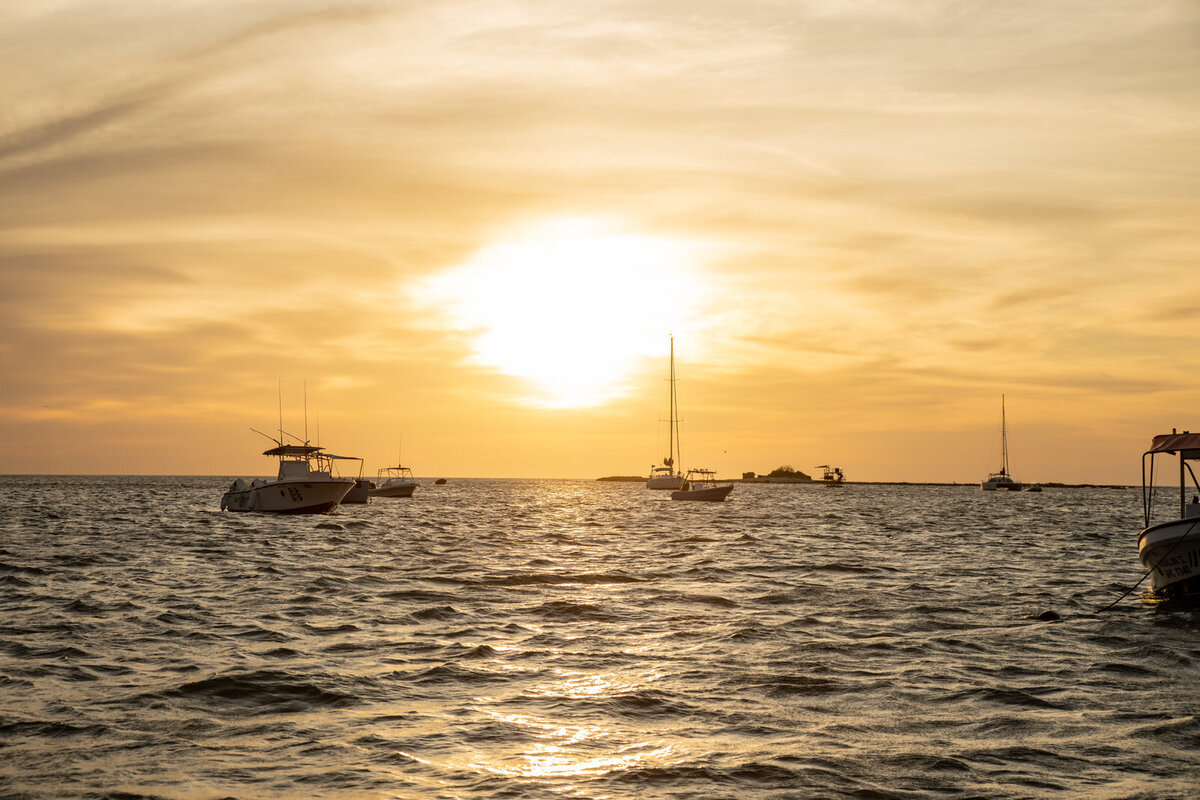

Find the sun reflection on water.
xmin=454 ymin=667 xmax=684 ymax=782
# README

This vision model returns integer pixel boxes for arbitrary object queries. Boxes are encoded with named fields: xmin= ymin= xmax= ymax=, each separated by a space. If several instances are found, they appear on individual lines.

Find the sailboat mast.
xmin=669 ymin=336 xmax=679 ymax=475
xmin=1001 ymin=394 xmax=1008 ymax=476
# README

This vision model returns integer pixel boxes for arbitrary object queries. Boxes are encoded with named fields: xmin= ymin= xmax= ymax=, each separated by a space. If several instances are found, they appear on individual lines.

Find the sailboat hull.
xmin=647 ymin=475 xmax=686 ymax=490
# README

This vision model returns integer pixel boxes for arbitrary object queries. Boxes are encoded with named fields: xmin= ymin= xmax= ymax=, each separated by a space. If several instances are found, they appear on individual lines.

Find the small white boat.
xmin=647 ymin=336 xmax=686 ymax=490
xmin=1138 ymin=430 xmax=1200 ymax=600
xmin=671 ymin=469 xmax=734 ymax=502
xmin=370 ymin=465 xmax=418 ymax=498
xmin=221 ymin=444 xmax=354 ymax=514
xmin=982 ymin=395 xmax=1023 ymax=491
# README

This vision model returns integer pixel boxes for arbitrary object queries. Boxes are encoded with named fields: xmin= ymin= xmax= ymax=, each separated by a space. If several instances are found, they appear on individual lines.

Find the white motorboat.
xmin=370 ymin=465 xmax=418 ymax=498
xmin=671 ymin=469 xmax=734 ymax=502
xmin=647 ymin=336 xmax=686 ymax=490
xmin=982 ymin=395 xmax=1023 ymax=491
xmin=1138 ymin=430 xmax=1200 ymax=600
xmin=221 ymin=443 xmax=354 ymax=514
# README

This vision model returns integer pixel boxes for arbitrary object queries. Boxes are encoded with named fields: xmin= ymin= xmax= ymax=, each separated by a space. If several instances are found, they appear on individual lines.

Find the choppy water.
xmin=1 ymin=476 xmax=1198 ymax=799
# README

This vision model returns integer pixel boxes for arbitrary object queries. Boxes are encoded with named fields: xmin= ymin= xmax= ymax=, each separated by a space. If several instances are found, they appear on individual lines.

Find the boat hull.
xmin=981 ymin=479 xmax=1022 ymax=491
xmin=341 ymin=479 xmax=373 ymax=504
xmin=221 ymin=479 xmax=353 ymax=514
xmin=370 ymin=483 xmax=416 ymax=498
xmin=671 ymin=484 xmax=734 ymax=502
xmin=647 ymin=475 xmax=686 ymax=490
xmin=1138 ymin=517 xmax=1200 ymax=597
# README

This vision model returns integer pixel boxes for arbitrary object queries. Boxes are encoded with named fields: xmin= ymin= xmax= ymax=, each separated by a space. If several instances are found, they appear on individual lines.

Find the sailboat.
xmin=647 ymin=336 xmax=687 ymax=490
xmin=981 ymin=395 xmax=1022 ymax=491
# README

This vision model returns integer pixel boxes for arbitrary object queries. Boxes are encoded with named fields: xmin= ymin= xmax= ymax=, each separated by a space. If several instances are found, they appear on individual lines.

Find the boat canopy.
xmin=319 ymin=453 xmax=361 ymax=461
xmin=1146 ymin=432 xmax=1200 ymax=458
xmin=263 ymin=445 xmax=323 ymax=456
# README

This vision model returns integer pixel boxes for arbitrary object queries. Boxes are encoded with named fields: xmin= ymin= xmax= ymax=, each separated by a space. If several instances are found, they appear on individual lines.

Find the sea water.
xmin=1 ymin=476 xmax=1197 ymax=799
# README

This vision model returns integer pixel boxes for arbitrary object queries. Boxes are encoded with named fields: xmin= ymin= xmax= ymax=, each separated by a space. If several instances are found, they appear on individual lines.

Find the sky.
xmin=2 ymin=0 xmax=1198 ymax=483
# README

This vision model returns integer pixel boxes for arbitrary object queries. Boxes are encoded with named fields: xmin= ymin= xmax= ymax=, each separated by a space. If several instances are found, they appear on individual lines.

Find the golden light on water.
xmin=424 ymin=218 xmax=710 ymax=409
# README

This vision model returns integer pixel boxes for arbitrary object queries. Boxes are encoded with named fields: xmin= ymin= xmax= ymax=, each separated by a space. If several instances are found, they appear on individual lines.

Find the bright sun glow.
xmin=426 ymin=219 xmax=709 ymax=408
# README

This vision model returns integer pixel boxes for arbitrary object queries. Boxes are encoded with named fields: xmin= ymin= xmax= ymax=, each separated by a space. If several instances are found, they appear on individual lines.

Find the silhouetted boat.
xmin=317 ymin=452 xmax=371 ymax=503
xmin=434 ymin=478 xmax=447 ymax=485
xmin=1138 ymin=430 xmax=1200 ymax=599
xmin=648 ymin=336 xmax=687 ymax=490
xmin=982 ymin=395 xmax=1023 ymax=491
xmin=671 ymin=469 xmax=734 ymax=502
xmin=819 ymin=465 xmax=845 ymax=486
xmin=370 ymin=465 xmax=418 ymax=498
xmin=222 ymin=443 xmax=354 ymax=514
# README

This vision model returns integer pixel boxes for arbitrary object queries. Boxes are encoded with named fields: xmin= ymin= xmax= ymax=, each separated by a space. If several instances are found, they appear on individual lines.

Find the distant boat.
xmin=647 ymin=336 xmax=687 ymax=490
xmin=818 ymin=464 xmax=845 ymax=486
xmin=671 ymin=469 xmax=734 ymax=502
xmin=434 ymin=478 xmax=447 ymax=485
xmin=221 ymin=439 xmax=354 ymax=514
xmin=981 ymin=395 xmax=1023 ymax=491
xmin=1138 ymin=430 xmax=1200 ymax=600
xmin=370 ymin=465 xmax=418 ymax=498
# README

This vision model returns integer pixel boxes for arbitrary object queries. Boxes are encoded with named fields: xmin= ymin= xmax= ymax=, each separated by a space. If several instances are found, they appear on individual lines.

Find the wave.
xmin=163 ymin=669 xmax=357 ymax=714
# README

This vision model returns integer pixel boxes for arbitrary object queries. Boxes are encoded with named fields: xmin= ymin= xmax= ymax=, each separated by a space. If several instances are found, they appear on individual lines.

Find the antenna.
xmin=304 ymin=380 xmax=309 ymax=446
xmin=277 ymin=379 xmax=284 ymax=449
xmin=250 ymin=427 xmax=282 ymax=446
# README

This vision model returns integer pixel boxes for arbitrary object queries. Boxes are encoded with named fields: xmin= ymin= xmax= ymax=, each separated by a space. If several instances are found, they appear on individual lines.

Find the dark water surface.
xmin=2 ymin=477 xmax=1198 ymax=799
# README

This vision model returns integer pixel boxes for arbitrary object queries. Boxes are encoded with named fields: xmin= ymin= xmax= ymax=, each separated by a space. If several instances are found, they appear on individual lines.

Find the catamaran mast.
xmin=669 ymin=336 xmax=679 ymax=475
xmin=1001 ymin=394 xmax=1008 ymax=477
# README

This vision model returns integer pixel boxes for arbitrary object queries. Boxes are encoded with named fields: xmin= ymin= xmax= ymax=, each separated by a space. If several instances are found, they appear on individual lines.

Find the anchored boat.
xmin=221 ymin=443 xmax=354 ymax=514
xmin=1138 ymin=430 xmax=1200 ymax=600
xmin=316 ymin=453 xmax=371 ymax=503
xmin=370 ymin=465 xmax=418 ymax=498
xmin=982 ymin=395 xmax=1023 ymax=491
xmin=671 ymin=469 xmax=734 ymax=502
xmin=647 ymin=336 xmax=686 ymax=490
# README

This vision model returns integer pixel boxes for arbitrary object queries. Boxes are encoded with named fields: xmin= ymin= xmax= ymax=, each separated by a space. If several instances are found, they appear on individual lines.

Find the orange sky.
xmin=2 ymin=2 xmax=1198 ymax=483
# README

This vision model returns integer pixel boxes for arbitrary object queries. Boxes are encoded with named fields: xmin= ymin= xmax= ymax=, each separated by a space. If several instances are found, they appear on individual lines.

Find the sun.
xmin=426 ymin=218 xmax=709 ymax=408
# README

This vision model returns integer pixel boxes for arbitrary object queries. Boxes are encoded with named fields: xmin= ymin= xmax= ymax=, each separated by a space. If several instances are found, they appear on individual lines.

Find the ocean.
xmin=1 ymin=476 xmax=1197 ymax=799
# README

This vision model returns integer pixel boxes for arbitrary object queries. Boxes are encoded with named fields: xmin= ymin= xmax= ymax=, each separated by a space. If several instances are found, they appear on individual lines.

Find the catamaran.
xmin=647 ymin=336 xmax=686 ymax=490
xmin=1138 ymin=430 xmax=1200 ymax=600
xmin=981 ymin=395 xmax=1023 ymax=491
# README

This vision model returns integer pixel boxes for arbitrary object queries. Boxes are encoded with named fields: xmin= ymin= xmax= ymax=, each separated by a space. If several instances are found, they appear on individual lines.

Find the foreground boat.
xmin=982 ymin=395 xmax=1023 ymax=491
xmin=222 ymin=444 xmax=354 ymax=514
xmin=671 ymin=469 xmax=734 ymax=502
xmin=1138 ymin=430 xmax=1200 ymax=600
xmin=647 ymin=336 xmax=686 ymax=490
xmin=370 ymin=465 xmax=418 ymax=498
